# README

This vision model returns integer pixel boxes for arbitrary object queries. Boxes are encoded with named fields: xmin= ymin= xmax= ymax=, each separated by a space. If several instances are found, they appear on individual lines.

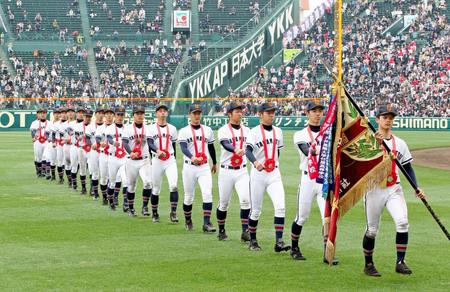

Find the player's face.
xmin=115 ymin=113 xmax=124 ymax=124
xmin=84 ymin=115 xmax=92 ymax=124
xmin=54 ymin=113 xmax=60 ymax=121
xmin=105 ymin=112 xmax=114 ymax=124
xmin=307 ymin=108 xmax=324 ymax=125
xmin=156 ymin=108 xmax=168 ymax=120
xmin=259 ymin=110 xmax=275 ymax=125
xmin=134 ymin=112 xmax=144 ymax=124
xmin=95 ymin=112 xmax=104 ymax=123
xmin=190 ymin=111 xmax=202 ymax=125
xmin=60 ymin=112 xmax=67 ymax=120
xmin=68 ymin=111 xmax=75 ymax=119
xmin=76 ymin=112 xmax=84 ymax=120
xmin=376 ymin=114 xmax=395 ymax=131
xmin=228 ymin=108 xmax=243 ymax=123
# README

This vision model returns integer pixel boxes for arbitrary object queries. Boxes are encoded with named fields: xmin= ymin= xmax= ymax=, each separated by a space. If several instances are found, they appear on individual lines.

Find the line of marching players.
xmin=30 ymin=100 xmax=422 ymax=276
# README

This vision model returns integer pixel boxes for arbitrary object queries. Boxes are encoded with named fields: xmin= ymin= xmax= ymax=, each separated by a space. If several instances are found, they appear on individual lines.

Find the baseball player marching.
xmin=147 ymin=104 xmax=179 ymax=222
xmin=95 ymin=107 xmax=114 ymax=205
xmin=63 ymin=106 xmax=76 ymax=188
xmin=54 ymin=107 xmax=68 ymax=184
xmin=86 ymin=107 xmax=105 ymax=199
xmin=30 ymin=108 xmax=49 ymax=178
xmin=216 ymin=101 xmax=251 ymax=241
xmin=68 ymin=107 xmax=85 ymax=190
xmin=42 ymin=109 xmax=57 ymax=180
xmin=362 ymin=104 xmax=425 ymax=277
xmin=105 ymin=106 xmax=128 ymax=211
xmin=245 ymin=102 xmax=290 ymax=252
xmin=178 ymin=102 xmax=218 ymax=232
xmin=74 ymin=109 xmax=94 ymax=195
xmin=122 ymin=106 xmax=153 ymax=217
xmin=289 ymin=101 xmax=338 ymax=264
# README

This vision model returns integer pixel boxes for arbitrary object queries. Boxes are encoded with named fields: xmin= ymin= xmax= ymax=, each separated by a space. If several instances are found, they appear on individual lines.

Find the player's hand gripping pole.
xmin=321 ymin=58 xmax=450 ymax=241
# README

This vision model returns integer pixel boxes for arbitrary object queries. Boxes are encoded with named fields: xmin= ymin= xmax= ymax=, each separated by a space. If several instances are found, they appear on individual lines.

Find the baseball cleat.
xmin=128 ymin=209 xmax=137 ymax=217
xmin=122 ymin=205 xmax=130 ymax=213
xmin=51 ymin=176 xmax=56 ymax=181
xmin=202 ymin=222 xmax=216 ymax=233
xmin=46 ymin=176 xmax=51 ymax=180
xmin=323 ymin=257 xmax=339 ymax=265
xmin=218 ymin=230 xmax=228 ymax=241
xmin=152 ymin=213 xmax=160 ymax=222
xmin=80 ymin=187 xmax=87 ymax=195
xmin=185 ymin=220 xmax=193 ymax=231
xmin=290 ymin=247 xmax=306 ymax=260
xmin=93 ymin=195 xmax=99 ymax=201
xmin=141 ymin=207 xmax=150 ymax=216
xmin=102 ymin=198 xmax=108 ymax=206
xmin=109 ymin=204 xmax=116 ymax=211
xmin=58 ymin=178 xmax=64 ymax=184
xmin=241 ymin=230 xmax=251 ymax=242
xmin=364 ymin=263 xmax=381 ymax=277
xmin=274 ymin=240 xmax=291 ymax=253
xmin=395 ymin=261 xmax=412 ymax=275
xmin=249 ymin=239 xmax=262 ymax=251
xmin=169 ymin=212 xmax=179 ymax=223
xmin=113 ymin=197 xmax=119 ymax=207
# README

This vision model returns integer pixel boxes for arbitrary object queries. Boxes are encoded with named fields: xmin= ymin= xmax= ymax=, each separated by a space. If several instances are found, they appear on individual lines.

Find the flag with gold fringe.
xmin=323 ymin=84 xmax=392 ymax=264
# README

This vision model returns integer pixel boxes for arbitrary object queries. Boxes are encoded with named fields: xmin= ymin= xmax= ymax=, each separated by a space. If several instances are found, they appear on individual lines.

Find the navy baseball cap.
xmin=376 ymin=104 xmax=397 ymax=117
xmin=189 ymin=102 xmax=203 ymax=113
xmin=306 ymin=100 xmax=325 ymax=111
xmin=37 ymin=107 xmax=47 ymax=113
xmin=226 ymin=101 xmax=244 ymax=113
xmin=257 ymin=102 xmax=276 ymax=112
xmin=53 ymin=107 xmax=61 ymax=114
xmin=84 ymin=109 xmax=93 ymax=116
xmin=155 ymin=103 xmax=169 ymax=112
xmin=95 ymin=107 xmax=104 ymax=113
xmin=133 ymin=105 xmax=145 ymax=114
xmin=60 ymin=107 xmax=67 ymax=113
xmin=104 ymin=106 xmax=114 ymax=114
xmin=66 ymin=106 xmax=75 ymax=112
xmin=115 ymin=106 xmax=126 ymax=115
xmin=76 ymin=106 xmax=86 ymax=113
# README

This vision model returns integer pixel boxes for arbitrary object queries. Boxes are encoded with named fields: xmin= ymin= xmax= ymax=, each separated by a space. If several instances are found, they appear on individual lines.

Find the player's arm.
xmin=207 ymin=143 xmax=217 ymax=165
xmin=297 ymin=142 xmax=310 ymax=156
xmin=106 ymin=134 xmax=114 ymax=146
xmin=179 ymin=141 xmax=193 ymax=159
xmin=220 ymin=139 xmax=235 ymax=153
xmin=122 ymin=137 xmax=132 ymax=154
xmin=147 ymin=137 xmax=158 ymax=153
xmin=245 ymin=144 xmax=263 ymax=171
xmin=172 ymin=142 xmax=177 ymax=158
xmin=31 ymin=129 xmax=37 ymax=139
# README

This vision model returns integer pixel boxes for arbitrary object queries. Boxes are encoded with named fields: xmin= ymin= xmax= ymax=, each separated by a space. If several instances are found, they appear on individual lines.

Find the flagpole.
xmin=321 ymin=58 xmax=450 ymax=241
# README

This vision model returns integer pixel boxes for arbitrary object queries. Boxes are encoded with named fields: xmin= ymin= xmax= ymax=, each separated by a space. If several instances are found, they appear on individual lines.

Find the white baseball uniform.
xmin=30 ymin=119 xmax=48 ymax=163
xmin=68 ymin=120 xmax=82 ymax=174
xmin=86 ymin=123 xmax=101 ymax=180
xmin=43 ymin=120 xmax=56 ymax=166
xmin=147 ymin=123 xmax=178 ymax=196
xmin=122 ymin=123 xmax=152 ymax=193
xmin=293 ymin=126 xmax=325 ymax=226
xmin=95 ymin=123 xmax=112 ymax=186
xmin=364 ymin=135 xmax=412 ymax=237
xmin=217 ymin=123 xmax=250 ymax=211
xmin=246 ymin=125 xmax=285 ymax=220
xmin=178 ymin=124 xmax=215 ymax=205
xmin=73 ymin=122 xmax=90 ymax=177
xmin=54 ymin=120 xmax=66 ymax=168
xmin=106 ymin=123 xmax=128 ymax=189
xmin=62 ymin=119 xmax=74 ymax=172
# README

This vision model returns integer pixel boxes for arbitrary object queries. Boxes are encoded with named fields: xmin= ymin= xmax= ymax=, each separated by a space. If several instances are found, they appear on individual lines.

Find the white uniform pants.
xmin=182 ymin=162 xmax=213 ymax=205
xmin=125 ymin=157 xmax=152 ymax=193
xmin=70 ymin=145 xmax=79 ymax=173
xmin=63 ymin=144 xmax=71 ymax=171
xmin=218 ymin=166 xmax=250 ymax=211
xmin=88 ymin=150 xmax=100 ymax=180
xmin=152 ymin=156 xmax=178 ymax=196
xmin=56 ymin=145 xmax=64 ymax=167
xmin=364 ymin=183 xmax=409 ymax=237
xmin=294 ymin=172 xmax=326 ymax=226
xmin=249 ymin=167 xmax=285 ymax=220
xmin=108 ymin=155 xmax=127 ymax=189
xmin=99 ymin=152 xmax=109 ymax=185
xmin=33 ymin=141 xmax=46 ymax=162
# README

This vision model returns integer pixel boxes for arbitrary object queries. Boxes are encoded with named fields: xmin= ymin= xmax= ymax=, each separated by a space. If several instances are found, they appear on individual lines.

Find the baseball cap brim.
xmin=307 ymin=104 xmax=325 ymax=111
xmin=156 ymin=105 xmax=168 ymax=111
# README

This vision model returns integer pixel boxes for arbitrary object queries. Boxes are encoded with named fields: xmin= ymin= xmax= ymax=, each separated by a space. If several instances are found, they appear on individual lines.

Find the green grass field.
xmin=0 ymin=131 xmax=449 ymax=291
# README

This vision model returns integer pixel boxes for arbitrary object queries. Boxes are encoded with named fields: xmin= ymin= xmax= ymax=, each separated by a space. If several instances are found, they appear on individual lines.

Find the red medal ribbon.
xmin=386 ymin=136 xmax=398 ymax=187
xmin=191 ymin=125 xmax=207 ymax=165
xmin=38 ymin=121 xmax=47 ymax=143
xmin=260 ymin=124 xmax=276 ymax=172
xmin=115 ymin=125 xmax=125 ymax=158
xmin=82 ymin=124 xmax=91 ymax=152
xmin=157 ymin=124 xmax=171 ymax=161
xmin=229 ymin=123 xmax=244 ymax=167
xmin=132 ymin=123 xmax=144 ymax=158
xmin=307 ymin=126 xmax=319 ymax=179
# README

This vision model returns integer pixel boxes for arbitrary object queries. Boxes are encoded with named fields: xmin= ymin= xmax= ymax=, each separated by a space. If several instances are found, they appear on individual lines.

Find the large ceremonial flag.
xmin=323 ymin=84 xmax=392 ymax=263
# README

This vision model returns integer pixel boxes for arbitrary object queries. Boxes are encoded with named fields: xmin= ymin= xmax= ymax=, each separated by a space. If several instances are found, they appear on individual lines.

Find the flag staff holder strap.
xmin=320 ymin=57 xmax=450 ymax=241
